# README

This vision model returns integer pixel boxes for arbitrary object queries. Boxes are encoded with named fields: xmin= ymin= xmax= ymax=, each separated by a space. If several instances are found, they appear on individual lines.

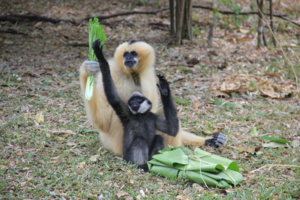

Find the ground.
xmin=0 ymin=0 xmax=300 ymax=199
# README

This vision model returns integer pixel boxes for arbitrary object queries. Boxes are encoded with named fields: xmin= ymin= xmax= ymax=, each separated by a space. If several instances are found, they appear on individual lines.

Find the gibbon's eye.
xmin=123 ymin=51 xmax=129 ymax=58
xmin=131 ymin=51 xmax=138 ymax=57
xmin=136 ymin=97 xmax=143 ymax=104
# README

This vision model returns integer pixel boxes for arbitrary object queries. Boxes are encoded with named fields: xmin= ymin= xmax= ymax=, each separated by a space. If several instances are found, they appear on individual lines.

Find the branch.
xmin=85 ymin=8 xmax=169 ymax=21
xmin=192 ymin=4 xmax=300 ymax=27
xmin=192 ymin=5 xmax=286 ymax=17
xmin=0 ymin=14 xmax=79 ymax=24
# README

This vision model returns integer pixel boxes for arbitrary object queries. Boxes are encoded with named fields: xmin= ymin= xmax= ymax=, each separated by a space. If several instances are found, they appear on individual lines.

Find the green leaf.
xmin=85 ymin=75 xmax=94 ymax=100
xmin=212 ymin=99 xmax=223 ymax=105
xmin=85 ymin=18 xmax=107 ymax=100
xmin=260 ymin=136 xmax=290 ymax=144
xmin=224 ymin=102 xmax=242 ymax=108
xmin=0 ymin=82 xmax=21 ymax=86
xmin=173 ymin=96 xmax=191 ymax=105
xmin=250 ymin=127 xmax=258 ymax=136
xmin=212 ymin=100 xmax=242 ymax=108
xmin=88 ymin=18 xmax=107 ymax=61
xmin=148 ymin=146 xmax=243 ymax=188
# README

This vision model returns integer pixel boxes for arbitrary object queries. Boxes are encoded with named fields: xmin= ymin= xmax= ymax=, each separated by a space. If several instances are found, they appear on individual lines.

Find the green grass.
xmin=1 ymin=0 xmax=300 ymax=198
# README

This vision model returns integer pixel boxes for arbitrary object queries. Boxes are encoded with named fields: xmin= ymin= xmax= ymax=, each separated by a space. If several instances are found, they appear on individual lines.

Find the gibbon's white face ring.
xmin=137 ymin=100 xmax=151 ymax=114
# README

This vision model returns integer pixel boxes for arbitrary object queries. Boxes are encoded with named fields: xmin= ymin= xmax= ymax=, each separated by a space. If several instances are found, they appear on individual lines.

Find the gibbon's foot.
xmin=138 ymin=163 xmax=149 ymax=172
xmin=156 ymin=74 xmax=169 ymax=96
xmin=83 ymin=60 xmax=100 ymax=75
xmin=204 ymin=133 xmax=227 ymax=147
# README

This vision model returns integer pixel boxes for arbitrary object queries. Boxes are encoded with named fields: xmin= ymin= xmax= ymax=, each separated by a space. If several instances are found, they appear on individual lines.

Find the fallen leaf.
xmin=262 ymin=142 xmax=288 ymax=148
xmin=233 ymin=145 xmax=263 ymax=153
xmin=77 ymin=162 xmax=86 ymax=169
xmin=291 ymin=140 xmax=300 ymax=147
xmin=66 ymin=142 xmax=78 ymax=146
xmin=35 ymin=111 xmax=44 ymax=123
xmin=260 ymin=136 xmax=290 ymax=144
xmin=116 ymin=191 xmax=129 ymax=198
xmin=202 ymin=129 xmax=219 ymax=135
xmin=250 ymin=127 xmax=259 ymax=137
xmin=173 ymin=96 xmax=191 ymax=105
xmin=89 ymin=154 xmax=100 ymax=162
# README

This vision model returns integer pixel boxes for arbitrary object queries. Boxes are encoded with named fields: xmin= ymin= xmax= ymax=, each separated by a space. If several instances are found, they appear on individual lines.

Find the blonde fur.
xmin=79 ymin=41 xmax=207 ymax=154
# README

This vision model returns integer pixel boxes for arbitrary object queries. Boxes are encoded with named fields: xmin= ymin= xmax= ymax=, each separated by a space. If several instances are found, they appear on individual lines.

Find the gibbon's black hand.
xmin=156 ymin=74 xmax=169 ymax=96
xmin=205 ymin=133 xmax=227 ymax=148
xmin=92 ymin=39 xmax=105 ymax=61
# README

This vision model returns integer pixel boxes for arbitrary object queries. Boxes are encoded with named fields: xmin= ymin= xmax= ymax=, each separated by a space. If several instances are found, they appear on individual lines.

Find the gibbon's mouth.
xmin=124 ymin=61 xmax=137 ymax=68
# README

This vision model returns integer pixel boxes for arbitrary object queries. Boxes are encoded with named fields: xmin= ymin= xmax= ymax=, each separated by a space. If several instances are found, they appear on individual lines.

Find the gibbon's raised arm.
xmin=92 ymin=39 xmax=129 ymax=121
xmin=155 ymin=74 xmax=179 ymax=136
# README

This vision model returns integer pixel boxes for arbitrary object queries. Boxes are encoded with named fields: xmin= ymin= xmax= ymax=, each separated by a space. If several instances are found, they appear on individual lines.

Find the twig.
xmin=0 ymin=14 xmax=78 ymax=24
xmin=250 ymin=164 xmax=300 ymax=173
xmin=269 ymin=0 xmax=277 ymax=46
xmin=192 ymin=5 xmax=286 ymax=17
xmin=85 ymin=8 xmax=169 ymax=21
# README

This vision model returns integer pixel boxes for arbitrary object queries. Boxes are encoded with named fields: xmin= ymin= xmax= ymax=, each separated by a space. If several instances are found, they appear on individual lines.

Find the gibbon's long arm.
xmin=93 ymin=39 xmax=129 ymax=121
xmin=154 ymin=74 xmax=179 ymax=137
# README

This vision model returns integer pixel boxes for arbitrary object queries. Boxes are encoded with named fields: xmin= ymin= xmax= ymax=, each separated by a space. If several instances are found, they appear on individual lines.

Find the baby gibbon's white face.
xmin=128 ymin=92 xmax=152 ymax=115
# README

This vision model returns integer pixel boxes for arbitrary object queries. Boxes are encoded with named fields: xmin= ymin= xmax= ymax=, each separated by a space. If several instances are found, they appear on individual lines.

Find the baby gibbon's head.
xmin=127 ymin=92 xmax=152 ymax=115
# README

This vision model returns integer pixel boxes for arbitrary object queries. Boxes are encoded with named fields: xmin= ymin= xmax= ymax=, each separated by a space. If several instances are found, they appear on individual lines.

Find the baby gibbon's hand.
xmin=92 ymin=39 xmax=105 ymax=61
xmin=156 ymin=74 xmax=170 ymax=96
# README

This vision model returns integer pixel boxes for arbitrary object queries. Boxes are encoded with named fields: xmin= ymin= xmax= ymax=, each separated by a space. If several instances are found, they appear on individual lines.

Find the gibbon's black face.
xmin=128 ymin=95 xmax=152 ymax=115
xmin=123 ymin=50 xmax=139 ymax=68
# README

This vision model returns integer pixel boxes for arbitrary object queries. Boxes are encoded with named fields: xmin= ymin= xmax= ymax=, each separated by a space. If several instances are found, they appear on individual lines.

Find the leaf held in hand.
xmin=85 ymin=75 xmax=94 ymax=100
xmin=85 ymin=18 xmax=107 ymax=100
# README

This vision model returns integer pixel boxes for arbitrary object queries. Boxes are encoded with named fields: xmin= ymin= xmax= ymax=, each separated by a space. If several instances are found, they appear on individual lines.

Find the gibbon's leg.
xmin=79 ymin=61 xmax=124 ymax=154
xmin=149 ymin=135 xmax=164 ymax=158
xmin=123 ymin=137 xmax=149 ymax=170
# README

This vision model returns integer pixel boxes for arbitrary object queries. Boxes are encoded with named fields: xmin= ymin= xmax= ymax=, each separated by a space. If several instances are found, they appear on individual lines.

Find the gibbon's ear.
xmin=128 ymin=92 xmax=152 ymax=114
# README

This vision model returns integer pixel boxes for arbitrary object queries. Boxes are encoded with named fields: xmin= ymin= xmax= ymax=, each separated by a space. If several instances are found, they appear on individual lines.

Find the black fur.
xmin=204 ymin=133 xmax=227 ymax=147
xmin=92 ymin=39 xmax=179 ymax=171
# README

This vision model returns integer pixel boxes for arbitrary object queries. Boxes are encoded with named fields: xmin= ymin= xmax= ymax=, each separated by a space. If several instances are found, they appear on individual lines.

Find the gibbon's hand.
xmin=205 ymin=133 xmax=227 ymax=148
xmin=84 ymin=61 xmax=100 ymax=75
xmin=156 ymin=74 xmax=170 ymax=96
xmin=92 ymin=39 xmax=105 ymax=61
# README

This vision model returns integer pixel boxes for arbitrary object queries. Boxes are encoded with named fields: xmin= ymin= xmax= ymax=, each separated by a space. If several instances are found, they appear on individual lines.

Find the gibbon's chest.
xmin=124 ymin=114 xmax=156 ymax=140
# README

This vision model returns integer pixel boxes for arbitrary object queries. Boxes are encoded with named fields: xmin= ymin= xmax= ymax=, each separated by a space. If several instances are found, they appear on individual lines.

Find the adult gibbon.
xmin=92 ymin=39 xmax=179 ymax=170
xmin=79 ymin=40 xmax=226 ymax=155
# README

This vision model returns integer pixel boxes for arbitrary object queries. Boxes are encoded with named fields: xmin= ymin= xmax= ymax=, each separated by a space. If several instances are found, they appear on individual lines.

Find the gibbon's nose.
xmin=131 ymin=104 xmax=139 ymax=111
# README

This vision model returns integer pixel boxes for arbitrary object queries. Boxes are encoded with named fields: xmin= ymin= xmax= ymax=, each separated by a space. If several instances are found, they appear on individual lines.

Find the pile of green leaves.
xmin=148 ymin=146 xmax=243 ymax=189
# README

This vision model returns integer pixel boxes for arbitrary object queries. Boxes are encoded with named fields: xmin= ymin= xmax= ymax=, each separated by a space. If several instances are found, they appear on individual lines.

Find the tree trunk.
xmin=170 ymin=0 xmax=193 ymax=45
xmin=257 ymin=0 xmax=265 ymax=48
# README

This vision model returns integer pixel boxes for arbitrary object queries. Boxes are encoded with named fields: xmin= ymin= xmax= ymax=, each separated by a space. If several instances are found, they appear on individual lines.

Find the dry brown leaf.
xmin=210 ymin=90 xmax=230 ymax=98
xmin=116 ymin=191 xmax=129 ymax=198
xmin=291 ymin=140 xmax=300 ymax=147
xmin=211 ymin=73 xmax=297 ymax=98
xmin=89 ymin=155 xmax=100 ymax=162
xmin=233 ymin=145 xmax=263 ymax=153
xmin=202 ymin=129 xmax=219 ymax=135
